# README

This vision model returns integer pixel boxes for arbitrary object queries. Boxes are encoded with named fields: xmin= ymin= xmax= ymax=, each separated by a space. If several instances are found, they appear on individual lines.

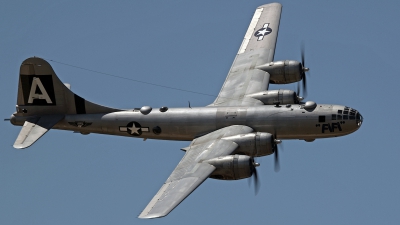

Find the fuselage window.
xmin=331 ymin=114 xmax=336 ymax=120
xmin=319 ymin=116 xmax=326 ymax=122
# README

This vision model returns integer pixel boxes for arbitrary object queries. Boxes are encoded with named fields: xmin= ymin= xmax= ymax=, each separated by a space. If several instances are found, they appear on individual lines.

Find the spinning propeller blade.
xmin=249 ymin=158 xmax=260 ymax=195
xmin=297 ymin=43 xmax=310 ymax=99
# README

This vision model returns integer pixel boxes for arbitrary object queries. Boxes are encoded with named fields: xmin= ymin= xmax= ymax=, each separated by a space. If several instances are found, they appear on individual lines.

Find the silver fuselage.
xmin=12 ymin=104 xmax=362 ymax=142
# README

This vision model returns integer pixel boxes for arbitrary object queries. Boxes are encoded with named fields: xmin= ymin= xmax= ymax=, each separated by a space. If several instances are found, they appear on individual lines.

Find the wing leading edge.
xmin=138 ymin=125 xmax=254 ymax=219
xmin=209 ymin=3 xmax=282 ymax=107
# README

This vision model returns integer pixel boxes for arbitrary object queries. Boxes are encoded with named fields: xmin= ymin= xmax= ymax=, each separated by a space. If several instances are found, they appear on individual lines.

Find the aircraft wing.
xmin=209 ymin=3 xmax=282 ymax=107
xmin=138 ymin=125 xmax=254 ymax=219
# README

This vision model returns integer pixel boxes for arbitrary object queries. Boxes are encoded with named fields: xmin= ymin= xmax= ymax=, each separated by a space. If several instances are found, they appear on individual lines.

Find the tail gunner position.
xmin=8 ymin=3 xmax=362 ymax=219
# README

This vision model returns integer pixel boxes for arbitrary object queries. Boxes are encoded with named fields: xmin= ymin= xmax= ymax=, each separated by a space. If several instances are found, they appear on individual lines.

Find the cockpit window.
xmin=338 ymin=110 xmax=342 ymax=114
xmin=343 ymin=115 xmax=348 ymax=120
xmin=319 ymin=116 xmax=326 ymax=122
xmin=343 ymin=110 xmax=349 ymax=114
xmin=332 ymin=114 xmax=336 ymax=120
xmin=337 ymin=115 xmax=342 ymax=120
xmin=349 ymin=116 xmax=355 ymax=120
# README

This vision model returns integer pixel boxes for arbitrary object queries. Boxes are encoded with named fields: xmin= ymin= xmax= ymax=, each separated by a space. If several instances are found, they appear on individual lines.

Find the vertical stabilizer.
xmin=16 ymin=57 xmax=120 ymax=117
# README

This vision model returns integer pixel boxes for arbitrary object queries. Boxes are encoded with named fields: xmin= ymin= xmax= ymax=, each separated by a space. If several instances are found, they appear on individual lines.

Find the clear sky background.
xmin=1 ymin=1 xmax=399 ymax=224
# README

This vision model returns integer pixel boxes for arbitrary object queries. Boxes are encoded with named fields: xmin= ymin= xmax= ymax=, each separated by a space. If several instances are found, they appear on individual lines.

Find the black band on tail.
xmin=74 ymin=94 xmax=86 ymax=114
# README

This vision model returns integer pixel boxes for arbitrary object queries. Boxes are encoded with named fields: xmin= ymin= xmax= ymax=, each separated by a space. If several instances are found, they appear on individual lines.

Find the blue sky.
xmin=1 ymin=1 xmax=399 ymax=224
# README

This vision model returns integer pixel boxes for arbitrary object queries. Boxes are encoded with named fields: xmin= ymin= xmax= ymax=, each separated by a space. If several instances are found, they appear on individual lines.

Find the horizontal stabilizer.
xmin=13 ymin=115 xmax=64 ymax=149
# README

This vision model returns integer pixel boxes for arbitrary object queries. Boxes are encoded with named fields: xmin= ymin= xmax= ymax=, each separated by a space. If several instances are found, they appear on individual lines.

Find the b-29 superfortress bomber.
xmin=9 ymin=3 xmax=363 ymax=219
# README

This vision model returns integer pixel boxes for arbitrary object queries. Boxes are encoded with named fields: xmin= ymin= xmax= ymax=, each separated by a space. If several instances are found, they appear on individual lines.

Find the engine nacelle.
xmin=205 ymin=155 xmax=254 ymax=180
xmin=222 ymin=132 xmax=274 ymax=157
xmin=246 ymin=89 xmax=298 ymax=105
xmin=256 ymin=60 xmax=302 ymax=84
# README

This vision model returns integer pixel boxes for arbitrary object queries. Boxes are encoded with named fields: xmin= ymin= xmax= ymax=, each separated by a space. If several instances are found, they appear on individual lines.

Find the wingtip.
xmin=13 ymin=143 xmax=30 ymax=149
xmin=257 ymin=2 xmax=282 ymax=9
xmin=138 ymin=213 xmax=166 ymax=219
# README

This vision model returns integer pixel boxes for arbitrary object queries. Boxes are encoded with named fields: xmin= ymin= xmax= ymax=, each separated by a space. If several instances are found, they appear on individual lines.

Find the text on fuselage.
xmin=321 ymin=122 xmax=342 ymax=133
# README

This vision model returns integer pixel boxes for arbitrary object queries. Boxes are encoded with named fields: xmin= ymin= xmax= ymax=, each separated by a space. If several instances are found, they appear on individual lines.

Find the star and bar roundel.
xmin=119 ymin=121 xmax=149 ymax=136
xmin=254 ymin=23 xmax=272 ymax=41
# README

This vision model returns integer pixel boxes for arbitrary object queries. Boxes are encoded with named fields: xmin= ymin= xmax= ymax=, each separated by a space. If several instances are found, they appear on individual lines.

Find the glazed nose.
xmin=356 ymin=111 xmax=363 ymax=127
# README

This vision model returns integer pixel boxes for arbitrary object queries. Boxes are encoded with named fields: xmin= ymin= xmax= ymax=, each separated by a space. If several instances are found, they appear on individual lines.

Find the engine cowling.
xmin=205 ymin=155 xmax=254 ymax=180
xmin=246 ymin=89 xmax=299 ymax=105
xmin=256 ymin=60 xmax=302 ymax=84
xmin=222 ymin=132 xmax=274 ymax=157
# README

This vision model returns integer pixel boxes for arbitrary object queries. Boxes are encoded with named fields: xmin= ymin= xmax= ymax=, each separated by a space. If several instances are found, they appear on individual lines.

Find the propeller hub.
xmin=275 ymin=139 xmax=282 ymax=144
xmin=303 ymin=67 xmax=309 ymax=72
xmin=253 ymin=162 xmax=260 ymax=167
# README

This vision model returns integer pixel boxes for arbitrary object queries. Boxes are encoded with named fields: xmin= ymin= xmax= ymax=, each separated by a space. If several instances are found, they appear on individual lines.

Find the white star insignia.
xmin=257 ymin=28 xmax=269 ymax=36
xmin=119 ymin=122 xmax=149 ymax=135
xmin=128 ymin=125 xmax=140 ymax=135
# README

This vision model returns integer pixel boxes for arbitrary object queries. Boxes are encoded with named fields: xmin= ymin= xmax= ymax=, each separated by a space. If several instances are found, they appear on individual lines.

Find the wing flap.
xmin=13 ymin=115 xmax=64 ymax=149
xmin=238 ymin=7 xmax=264 ymax=54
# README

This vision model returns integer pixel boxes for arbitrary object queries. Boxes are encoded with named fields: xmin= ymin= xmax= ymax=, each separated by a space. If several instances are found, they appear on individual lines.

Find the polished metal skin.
xmin=247 ymin=89 xmax=298 ymax=105
xmin=256 ymin=60 xmax=303 ymax=84
xmin=9 ymin=3 xmax=363 ymax=219
xmin=10 ymin=104 xmax=363 ymax=141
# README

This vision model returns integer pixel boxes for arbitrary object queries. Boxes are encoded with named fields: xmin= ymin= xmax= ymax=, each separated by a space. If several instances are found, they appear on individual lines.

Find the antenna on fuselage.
xmin=188 ymin=101 xmax=192 ymax=109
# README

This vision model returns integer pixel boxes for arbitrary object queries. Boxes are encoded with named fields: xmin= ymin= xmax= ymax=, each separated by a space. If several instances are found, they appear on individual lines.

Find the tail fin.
xmin=16 ymin=57 xmax=120 ymax=116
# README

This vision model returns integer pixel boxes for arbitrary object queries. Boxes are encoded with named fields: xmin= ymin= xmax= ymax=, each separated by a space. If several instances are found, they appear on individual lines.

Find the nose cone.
xmin=331 ymin=105 xmax=363 ymax=135
xmin=356 ymin=111 xmax=363 ymax=127
xmin=349 ymin=108 xmax=363 ymax=132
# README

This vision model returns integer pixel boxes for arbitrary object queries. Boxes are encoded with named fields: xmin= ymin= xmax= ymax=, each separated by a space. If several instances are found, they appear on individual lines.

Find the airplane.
xmin=8 ymin=3 xmax=363 ymax=219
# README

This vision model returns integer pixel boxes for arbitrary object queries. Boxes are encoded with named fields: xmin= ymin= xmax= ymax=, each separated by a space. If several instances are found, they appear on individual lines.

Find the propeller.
xmin=297 ymin=43 xmax=310 ymax=100
xmin=273 ymin=134 xmax=282 ymax=172
xmin=249 ymin=157 xmax=260 ymax=195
